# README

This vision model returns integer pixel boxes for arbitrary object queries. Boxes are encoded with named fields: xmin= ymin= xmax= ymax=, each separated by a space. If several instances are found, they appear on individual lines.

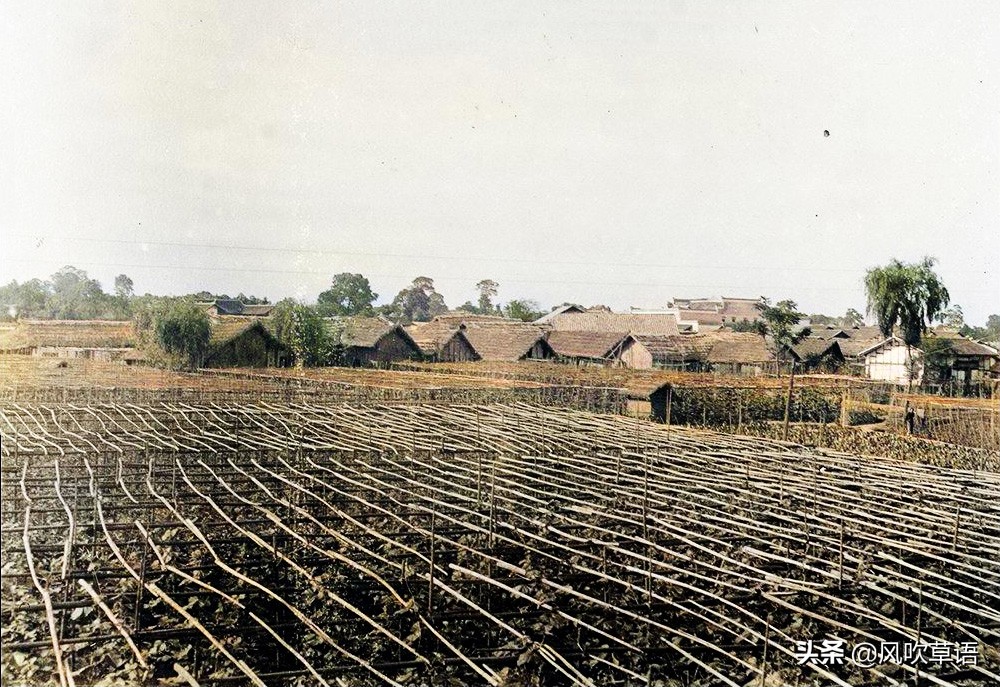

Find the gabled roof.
xmin=627 ymin=334 xmax=715 ymax=364
xmin=209 ymin=318 xmax=279 ymax=347
xmin=324 ymin=316 xmax=416 ymax=349
xmin=929 ymin=337 xmax=1000 ymax=358
xmin=199 ymin=300 xmax=273 ymax=316
xmin=405 ymin=320 xmax=477 ymax=357
xmin=533 ymin=304 xmax=585 ymax=324
xmin=547 ymin=330 xmax=629 ymax=360
xmin=788 ymin=339 xmax=844 ymax=362
xmin=857 ymin=335 xmax=1000 ymax=360
xmin=0 ymin=319 xmax=137 ymax=350
xmin=704 ymin=332 xmax=774 ymax=364
xmin=857 ymin=336 xmax=906 ymax=358
xmin=546 ymin=311 xmax=681 ymax=336
xmin=240 ymin=304 xmax=274 ymax=316
xmin=844 ymin=325 xmax=886 ymax=340
xmin=430 ymin=313 xmax=509 ymax=325
xmin=462 ymin=322 xmax=551 ymax=361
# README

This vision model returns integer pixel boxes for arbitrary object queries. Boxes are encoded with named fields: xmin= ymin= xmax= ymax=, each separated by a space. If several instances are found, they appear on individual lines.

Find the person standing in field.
xmin=904 ymin=404 xmax=916 ymax=435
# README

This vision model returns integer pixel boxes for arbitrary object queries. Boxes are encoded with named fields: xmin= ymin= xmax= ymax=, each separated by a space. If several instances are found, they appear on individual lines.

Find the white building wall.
xmin=864 ymin=343 xmax=923 ymax=385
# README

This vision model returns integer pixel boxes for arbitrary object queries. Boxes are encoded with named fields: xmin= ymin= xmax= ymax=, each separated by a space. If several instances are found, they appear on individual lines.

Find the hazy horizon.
xmin=3 ymin=2 xmax=997 ymax=323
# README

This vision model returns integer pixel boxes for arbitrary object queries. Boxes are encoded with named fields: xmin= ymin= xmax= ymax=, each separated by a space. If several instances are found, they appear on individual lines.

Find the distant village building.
xmin=405 ymin=320 xmax=480 ymax=362
xmin=0 ymin=319 xmax=138 ymax=361
xmin=619 ymin=334 xmax=712 ymax=371
xmin=926 ymin=337 xmax=1000 ymax=392
xmin=546 ymin=331 xmax=629 ymax=366
xmin=806 ymin=325 xmax=885 ymax=375
xmin=541 ymin=310 xmax=682 ymax=337
xmin=618 ymin=332 xmax=774 ymax=375
xmin=204 ymin=319 xmax=290 ymax=368
xmin=629 ymin=297 xmax=764 ymax=332
xmin=533 ymin=304 xmax=585 ymax=325
xmin=199 ymin=300 xmax=275 ymax=317
xmin=668 ymin=296 xmax=765 ymax=328
xmin=704 ymin=333 xmax=775 ymax=375
xmin=461 ymin=321 xmax=554 ymax=362
xmin=325 ymin=316 xmax=423 ymax=367
xmin=786 ymin=339 xmax=845 ymax=372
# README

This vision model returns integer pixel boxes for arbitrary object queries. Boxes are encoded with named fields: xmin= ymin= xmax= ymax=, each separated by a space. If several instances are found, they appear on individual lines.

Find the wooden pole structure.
xmin=782 ymin=361 xmax=796 ymax=442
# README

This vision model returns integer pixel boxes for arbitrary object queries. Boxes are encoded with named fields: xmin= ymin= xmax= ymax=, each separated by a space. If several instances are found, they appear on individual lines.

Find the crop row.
xmin=2 ymin=403 xmax=999 ymax=686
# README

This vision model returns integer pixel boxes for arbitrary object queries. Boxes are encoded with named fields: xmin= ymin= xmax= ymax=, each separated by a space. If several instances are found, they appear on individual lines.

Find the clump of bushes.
xmin=848 ymin=408 xmax=885 ymax=426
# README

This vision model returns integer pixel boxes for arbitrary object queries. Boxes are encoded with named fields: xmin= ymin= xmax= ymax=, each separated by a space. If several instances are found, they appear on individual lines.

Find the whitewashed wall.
xmin=864 ymin=342 xmax=923 ymax=385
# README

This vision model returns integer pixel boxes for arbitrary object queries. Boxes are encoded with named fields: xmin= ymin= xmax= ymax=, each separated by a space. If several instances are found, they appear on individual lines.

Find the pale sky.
xmin=2 ymin=1 xmax=998 ymax=323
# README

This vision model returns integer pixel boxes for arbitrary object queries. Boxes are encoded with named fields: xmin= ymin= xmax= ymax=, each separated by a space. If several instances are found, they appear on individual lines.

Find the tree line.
xmin=0 ymin=269 xmax=547 ymax=324
xmin=2 ymin=260 xmax=997 ymax=371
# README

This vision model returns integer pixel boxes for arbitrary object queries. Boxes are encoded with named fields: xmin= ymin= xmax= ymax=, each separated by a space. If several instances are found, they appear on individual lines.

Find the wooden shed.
xmin=204 ymin=319 xmax=290 ymax=368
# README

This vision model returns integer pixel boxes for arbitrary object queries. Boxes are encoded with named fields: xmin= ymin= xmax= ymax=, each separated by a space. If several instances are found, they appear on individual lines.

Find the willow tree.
xmin=864 ymin=257 xmax=949 ymax=346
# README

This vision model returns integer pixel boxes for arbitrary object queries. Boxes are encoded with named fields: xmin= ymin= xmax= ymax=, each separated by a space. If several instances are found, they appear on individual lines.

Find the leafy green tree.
xmin=271 ymin=300 xmax=329 ymax=367
xmin=234 ymin=293 xmax=269 ymax=305
xmin=503 ymin=299 xmax=545 ymax=322
xmin=476 ymin=279 xmax=499 ymax=313
xmin=729 ymin=318 xmax=759 ymax=333
xmin=841 ymin=308 xmax=864 ymax=328
xmin=807 ymin=313 xmax=838 ymax=326
xmin=960 ymin=314 xmax=1000 ymax=342
xmin=864 ymin=257 xmax=949 ymax=347
xmin=0 ymin=279 xmax=51 ymax=319
xmin=988 ymin=314 xmax=1000 ymax=340
xmin=114 ymin=274 xmax=134 ymax=300
xmin=756 ymin=298 xmax=810 ymax=364
xmin=386 ymin=277 xmax=448 ymax=324
xmin=109 ymin=274 xmax=135 ymax=319
xmin=48 ymin=266 xmax=110 ymax=319
xmin=316 ymin=273 xmax=378 ymax=316
xmin=919 ymin=337 xmax=954 ymax=386
xmin=937 ymin=305 xmax=964 ymax=329
xmin=154 ymin=302 xmax=210 ymax=367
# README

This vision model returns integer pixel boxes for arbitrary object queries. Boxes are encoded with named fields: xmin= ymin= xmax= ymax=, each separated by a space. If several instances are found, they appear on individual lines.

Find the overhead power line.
xmin=5 ymin=233 xmax=865 ymax=274
xmin=2 ymin=257 xmax=875 ymax=293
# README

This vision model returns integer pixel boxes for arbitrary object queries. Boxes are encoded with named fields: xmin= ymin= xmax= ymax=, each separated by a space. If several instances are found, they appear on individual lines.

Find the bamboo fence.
xmin=2 ymin=402 xmax=998 ymax=685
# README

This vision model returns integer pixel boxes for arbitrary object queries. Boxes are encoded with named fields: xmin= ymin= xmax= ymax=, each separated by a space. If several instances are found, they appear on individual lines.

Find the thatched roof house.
xmin=620 ymin=334 xmax=714 ymax=371
xmin=461 ymin=322 xmax=554 ymax=362
xmin=405 ymin=320 xmax=479 ymax=362
xmin=205 ymin=319 xmax=290 ymax=368
xmin=618 ymin=332 xmax=774 ymax=374
xmin=705 ymin=333 xmax=776 ymax=374
xmin=546 ymin=331 xmax=629 ymax=365
xmin=545 ymin=311 xmax=681 ymax=337
xmin=786 ymin=339 xmax=845 ymax=371
xmin=325 ymin=316 xmax=422 ymax=367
